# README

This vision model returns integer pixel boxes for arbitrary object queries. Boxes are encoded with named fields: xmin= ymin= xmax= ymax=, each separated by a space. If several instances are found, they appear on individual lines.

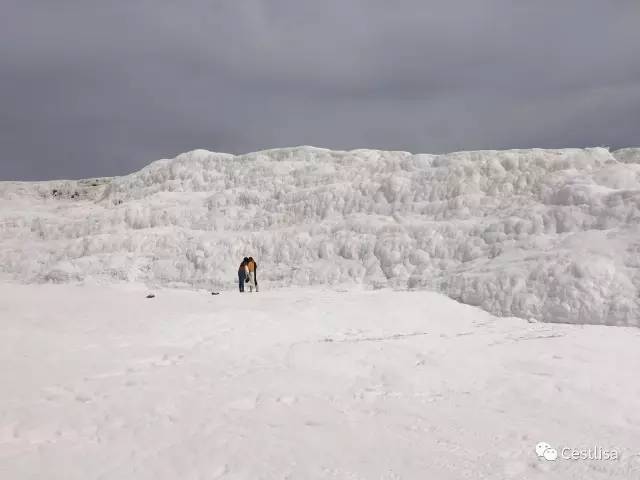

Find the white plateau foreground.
xmin=1 ymin=146 xmax=640 ymax=326
xmin=1 ymin=283 xmax=639 ymax=479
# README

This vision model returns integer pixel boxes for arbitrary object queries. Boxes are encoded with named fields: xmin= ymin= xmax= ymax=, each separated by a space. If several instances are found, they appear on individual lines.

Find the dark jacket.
xmin=238 ymin=262 xmax=248 ymax=276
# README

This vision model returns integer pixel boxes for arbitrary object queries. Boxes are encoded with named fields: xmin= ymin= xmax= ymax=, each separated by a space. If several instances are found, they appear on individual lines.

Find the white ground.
xmin=2 ymin=282 xmax=639 ymax=479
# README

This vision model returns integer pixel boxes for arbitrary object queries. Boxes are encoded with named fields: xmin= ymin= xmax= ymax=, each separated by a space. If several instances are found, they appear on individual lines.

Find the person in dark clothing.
xmin=238 ymin=258 xmax=249 ymax=292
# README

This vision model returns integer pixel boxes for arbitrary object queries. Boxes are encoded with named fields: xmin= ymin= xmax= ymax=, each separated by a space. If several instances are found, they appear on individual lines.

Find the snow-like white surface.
xmin=1 ymin=146 xmax=640 ymax=326
xmin=1 ymin=283 xmax=639 ymax=479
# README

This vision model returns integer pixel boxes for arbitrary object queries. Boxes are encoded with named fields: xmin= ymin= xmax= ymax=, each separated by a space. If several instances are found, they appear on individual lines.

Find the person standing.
xmin=238 ymin=258 xmax=249 ymax=292
xmin=247 ymin=257 xmax=258 ymax=292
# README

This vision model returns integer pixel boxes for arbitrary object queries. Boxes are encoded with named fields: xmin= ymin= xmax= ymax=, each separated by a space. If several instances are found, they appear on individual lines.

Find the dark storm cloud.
xmin=1 ymin=0 xmax=639 ymax=180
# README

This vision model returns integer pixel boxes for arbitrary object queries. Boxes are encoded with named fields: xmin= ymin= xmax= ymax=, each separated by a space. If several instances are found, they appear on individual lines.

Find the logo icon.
xmin=536 ymin=442 xmax=558 ymax=461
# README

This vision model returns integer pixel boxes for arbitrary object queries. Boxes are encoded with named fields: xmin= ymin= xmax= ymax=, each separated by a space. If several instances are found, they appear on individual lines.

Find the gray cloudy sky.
xmin=1 ymin=0 xmax=639 ymax=180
